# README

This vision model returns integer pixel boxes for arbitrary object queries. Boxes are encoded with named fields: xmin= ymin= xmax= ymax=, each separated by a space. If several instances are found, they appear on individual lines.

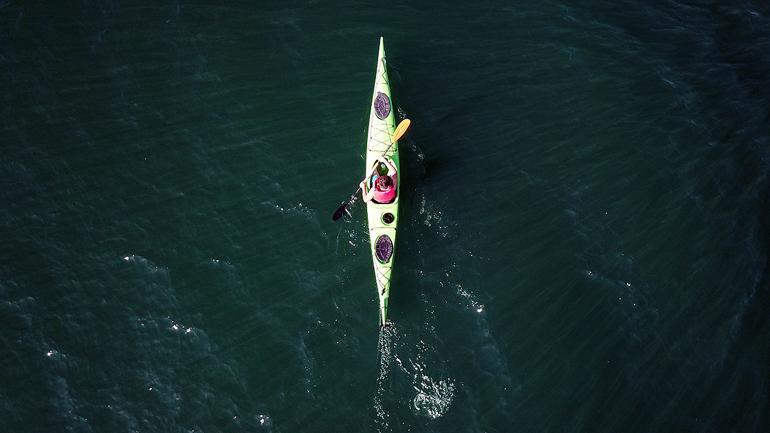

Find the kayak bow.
xmin=366 ymin=37 xmax=400 ymax=326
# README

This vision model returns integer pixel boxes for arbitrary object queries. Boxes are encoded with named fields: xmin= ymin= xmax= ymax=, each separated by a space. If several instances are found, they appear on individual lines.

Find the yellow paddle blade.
xmin=392 ymin=118 xmax=411 ymax=142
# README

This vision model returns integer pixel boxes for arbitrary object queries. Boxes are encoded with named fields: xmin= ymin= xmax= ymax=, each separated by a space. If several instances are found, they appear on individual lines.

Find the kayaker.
xmin=360 ymin=156 xmax=398 ymax=204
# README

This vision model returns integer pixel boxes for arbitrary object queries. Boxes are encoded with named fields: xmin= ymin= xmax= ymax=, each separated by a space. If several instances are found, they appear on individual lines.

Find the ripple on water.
xmin=412 ymin=376 xmax=456 ymax=419
xmin=373 ymin=317 xmax=460 ymax=431
xmin=373 ymin=325 xmax=398 ymax=432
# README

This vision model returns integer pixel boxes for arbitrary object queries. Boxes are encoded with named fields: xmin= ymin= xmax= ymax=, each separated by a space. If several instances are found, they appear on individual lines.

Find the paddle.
xmin=332 ymin=118 xmax=411 ymax=221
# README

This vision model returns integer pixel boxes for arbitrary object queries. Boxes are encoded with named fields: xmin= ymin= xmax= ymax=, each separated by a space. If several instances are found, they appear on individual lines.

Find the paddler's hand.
xmin=377 ymin=156 xmax=396 ymax=175
xmin=360 ymin=180 xmax=375 ymax=202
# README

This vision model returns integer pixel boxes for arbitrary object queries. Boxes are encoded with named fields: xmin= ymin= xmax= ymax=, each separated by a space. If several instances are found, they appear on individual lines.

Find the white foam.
xmin=373 ymin=325 xmax=398 ymax=432
xmin=256 ymin=414 xmax=271 ymax=426
xmin=412 ymin=376 xmax=456 ymax=419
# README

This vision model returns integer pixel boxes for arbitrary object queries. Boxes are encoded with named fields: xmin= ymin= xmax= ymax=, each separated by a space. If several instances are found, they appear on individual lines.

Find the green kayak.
xmin=365 ymin=37 xmax=400 ymax=326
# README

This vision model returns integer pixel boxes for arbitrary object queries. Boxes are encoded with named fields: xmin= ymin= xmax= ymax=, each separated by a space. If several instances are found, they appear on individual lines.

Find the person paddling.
xmin=360 ymin=156 xmax=398 ymax=204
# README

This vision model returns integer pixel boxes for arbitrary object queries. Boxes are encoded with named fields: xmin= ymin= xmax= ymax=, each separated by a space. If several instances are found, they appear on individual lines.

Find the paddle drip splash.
xmin=410 ymin=355 xmax=456 ymax=419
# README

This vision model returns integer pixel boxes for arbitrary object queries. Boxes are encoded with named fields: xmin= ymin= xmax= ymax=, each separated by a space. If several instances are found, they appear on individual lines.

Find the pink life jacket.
xmin=372 ymin=176 xmax=397 ymax=204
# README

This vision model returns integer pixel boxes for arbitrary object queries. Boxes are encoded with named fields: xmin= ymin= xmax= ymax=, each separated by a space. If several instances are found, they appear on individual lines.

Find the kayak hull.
xmin=366 ymin=37 xmax=399 ymax=326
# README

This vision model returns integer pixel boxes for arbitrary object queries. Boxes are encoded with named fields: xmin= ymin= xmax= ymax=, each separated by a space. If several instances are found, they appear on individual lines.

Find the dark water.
xmin=2 ymin=1 xmax=769 ymax=432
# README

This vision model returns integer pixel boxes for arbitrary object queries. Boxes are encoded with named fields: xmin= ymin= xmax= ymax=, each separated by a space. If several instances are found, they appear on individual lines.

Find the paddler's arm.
xmin=360 ymin=180 xmax=375 ymax=202
xmin=376 ymin=156 xmax=397 ymax=176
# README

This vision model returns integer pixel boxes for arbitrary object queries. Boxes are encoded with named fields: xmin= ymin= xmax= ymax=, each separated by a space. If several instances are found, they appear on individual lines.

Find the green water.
xmin=1 ymin=1 xmax=769 ymax=432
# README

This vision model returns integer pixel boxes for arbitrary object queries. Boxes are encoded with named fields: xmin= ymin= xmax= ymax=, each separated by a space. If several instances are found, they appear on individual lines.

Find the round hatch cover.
xmin=375 ymin=234 xmax=393 ymax=263
xmin=382 ymin=212 xmax=395 ymax=225
xmin=374 ymin=92 xmax=391 ymax=119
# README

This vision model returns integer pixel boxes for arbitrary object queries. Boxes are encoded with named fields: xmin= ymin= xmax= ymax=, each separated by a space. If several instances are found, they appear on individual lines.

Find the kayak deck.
xmin=366 ymin=37 xmax=399 ymax=326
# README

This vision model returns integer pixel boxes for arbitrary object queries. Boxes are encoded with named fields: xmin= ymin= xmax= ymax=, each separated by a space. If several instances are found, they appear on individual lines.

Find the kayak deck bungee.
xmin=366 ymin=37 xmax=400 ymax=327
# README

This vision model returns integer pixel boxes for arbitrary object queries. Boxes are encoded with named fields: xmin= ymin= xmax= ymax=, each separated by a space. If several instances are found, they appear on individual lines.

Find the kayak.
xmin=365 ymin=37 xmax=400 ymax=326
